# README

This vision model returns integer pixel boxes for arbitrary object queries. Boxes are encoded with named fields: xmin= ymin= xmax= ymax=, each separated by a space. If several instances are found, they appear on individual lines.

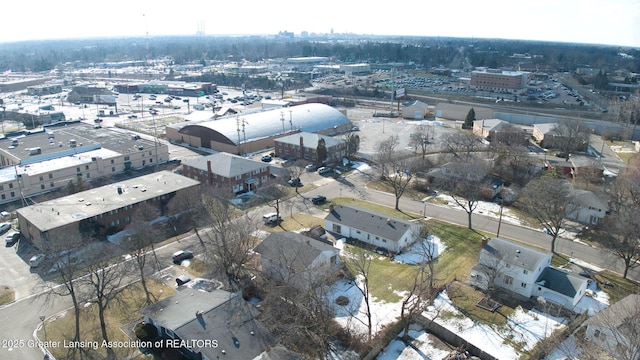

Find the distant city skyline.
xmin=1 ymin=0 xmax=639 ymax=48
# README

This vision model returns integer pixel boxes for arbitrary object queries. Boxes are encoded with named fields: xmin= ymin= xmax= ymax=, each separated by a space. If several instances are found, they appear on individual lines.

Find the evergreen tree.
xmin=463 ymin=108 xmax=476 ymax=129
xmin=316 ymin=138 xmax=327 ymax=165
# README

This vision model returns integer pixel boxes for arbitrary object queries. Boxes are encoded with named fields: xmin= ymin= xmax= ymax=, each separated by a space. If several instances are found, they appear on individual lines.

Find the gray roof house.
xmin=323 ymin=205 xmax=421 ymax=253
xmin=470 ymin=238 xmax=588 ymax=310
xmin=139 ymin=289 xmax=272 ymax=360
xmin=254 ymin=232 xmax=340 ymax=287
xmin=583 ymin=294 xmax=640 ymax=359
xmin=566 ymin=189 xmax=609 ymax=225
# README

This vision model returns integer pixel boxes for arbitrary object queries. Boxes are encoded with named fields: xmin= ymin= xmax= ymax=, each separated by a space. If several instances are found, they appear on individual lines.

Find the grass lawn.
xmin=264 ymin=213 xmax=324 ymax=233
xmin=342 ymin=244 xmax=421 ymax=303
xmin=40 ymin=279 xmax=175 ymax=360
xmin=427 ymin=219 xmax=490 ymax=286
xmin=446 ymin=281 xmax=515 ymax=326
xmin=367 ymin=179 xmax=428 ymax=202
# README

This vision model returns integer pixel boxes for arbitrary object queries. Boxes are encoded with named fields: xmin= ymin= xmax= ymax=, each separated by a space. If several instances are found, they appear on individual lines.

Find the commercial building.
xmin=470 ymin=69 xmax=529 ymax=91
xmin=0 ymin=122 xmax=169 ymax=205
xmin=166 ymin=103 xmax=352 ymax=155
xmin=16 ymin=171 xmax=199 ymax=250
xmin=181 ymin=152 xmax=270 ymax=194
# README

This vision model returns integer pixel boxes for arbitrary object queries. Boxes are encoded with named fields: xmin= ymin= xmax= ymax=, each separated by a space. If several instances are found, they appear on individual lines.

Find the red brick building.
xmin=274 ymin=132 xmax=346 ymax=165
xmin=182 ymin=153 xmax=270 ymax=194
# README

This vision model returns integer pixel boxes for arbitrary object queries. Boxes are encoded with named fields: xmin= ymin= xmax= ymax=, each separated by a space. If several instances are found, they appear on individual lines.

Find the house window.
xmin=521 ymin=282 xmax=527 ymax=288
xmin=50 ymin=182 xmax=54 ymax=188
xmin=85 ymin=165 xmax=89 ymax=170
xmin=124 ymin=156 xmax=130 ymax=161
xmin=76 ymin=167 xmax=80 ymax=172
xmin=111 ymin=159 xmax=115 ymax=164
xmin=40 ymin=184 xmax=45 ymax=190
xmin=0 ymin=195 xmax=4 ymax=200
xmin=332 ymin=224 xmax=341 ymax=233
xmin=10 ymin=192 xmax=15 ymax=197
xmin=356 ymin=230 xmax=361 ymax=234
xmin=49 ymin=174 xmax=53 ymax=179
xmin=382 ymin=239 xmax=387 ymax=242
xmin=505 ymin=263 xmax=510 ymax=268
xmin=112 ymin=167 xmax=116 ymax=172
xmin=523 ymin=269 xmax=528 ymax=274
xmin=594 ymin=330 xmax=600 ymax=338
xmin=39 ymin=176 xmax=44 ymax=181
xmin=8 ymin=183 xmax=13 ymax=189
xmin=504 ymin=276 xmax=513 ymax=285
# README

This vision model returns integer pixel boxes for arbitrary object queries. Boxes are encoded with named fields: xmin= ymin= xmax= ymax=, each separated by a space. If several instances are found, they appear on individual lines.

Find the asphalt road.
xmin=1 ymin=161 xmax=637 ymax=360
xmin=298 ymin=167 xmax=640 ymax=283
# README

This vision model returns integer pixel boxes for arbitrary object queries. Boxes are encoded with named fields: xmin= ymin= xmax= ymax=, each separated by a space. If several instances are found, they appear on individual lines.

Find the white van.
xmin=317 ymin=166 xmax=332 ymax=175
xmin=262 ymin=213 xmax=282 ymax=224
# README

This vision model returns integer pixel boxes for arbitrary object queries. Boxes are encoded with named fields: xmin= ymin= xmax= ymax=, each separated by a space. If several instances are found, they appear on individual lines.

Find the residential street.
xmin=294 ymin=166 xmax=640 ymax=283
xmin=0 ymin=163 xmax=637 ymax=360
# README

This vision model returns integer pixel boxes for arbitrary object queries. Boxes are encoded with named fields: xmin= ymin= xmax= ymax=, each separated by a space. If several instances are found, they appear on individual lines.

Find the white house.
xmin=583 ymin=294 xmax=640 ymax=359
xmin=470 ymin=238 xmax=588 ymax=310
xmin=566 ymin=189 xmax=609 ymax=225
xmin=254 ymin=232 xmax=340 ymax=286
xmin=470 ymin=237 xmax=552 ymax=299
xmin=532 ymin=267 xmax=590 ymax=310
xmin=323 ymin=205 xmax=421 ymax=253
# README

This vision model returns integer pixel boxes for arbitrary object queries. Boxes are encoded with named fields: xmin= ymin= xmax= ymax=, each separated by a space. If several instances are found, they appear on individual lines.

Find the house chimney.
xmin=299 ymin=136 xmax=304 ymax=159
xmin=329 ymin=204 xmax=334 ymax=213
xmin=481 ymin=236 xmax=489 ymax=249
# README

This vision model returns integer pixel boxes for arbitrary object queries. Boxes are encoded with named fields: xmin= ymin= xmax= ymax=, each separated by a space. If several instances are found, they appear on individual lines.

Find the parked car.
xmin=172 ymin=250 xmax=193 ymax=264
xmin=287 ymin=178 xmax=302 ymax=187
xmin=127 ymin=114 xmax=137 ymax=119
xmin=176 ymin=275 xmax=191 ymax=286
xmin=5 ymin=231 xmax=19 ymax=245
xmin=262 ymin=212 xmax=282 ymax=225
xmin=317 ymin=166 xmax=332 ymax=175
xmin=29 ymin=254 xmax=46 ymax=268
xmin=261 ymin=155 xmax=272 ymax=162
xmin=305 ymin=164 xmax=318 ymax=171
xmin=0 ymin=222 xmax=11 ymax=234
xmin=312 ymin=195 xmax=327 ymax=205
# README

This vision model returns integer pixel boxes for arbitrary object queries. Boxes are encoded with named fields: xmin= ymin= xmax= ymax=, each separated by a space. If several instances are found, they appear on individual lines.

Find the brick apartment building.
xmin=470 ymin=69 xmax=529 ymax=91
xmin=181 ymin=152 xmax=270 ymax=194
xmin=274 ymin=132 xmax=346 ymax=165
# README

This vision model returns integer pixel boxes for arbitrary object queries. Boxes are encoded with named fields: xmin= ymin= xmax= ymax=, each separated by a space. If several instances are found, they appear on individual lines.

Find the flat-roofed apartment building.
xmin=17 ymin=171 xmax=199 ymax=250
xmin=470 ymin=69 xmax=529 ymax=91
xmin=0 ymin=123 xmax=169 ymax=205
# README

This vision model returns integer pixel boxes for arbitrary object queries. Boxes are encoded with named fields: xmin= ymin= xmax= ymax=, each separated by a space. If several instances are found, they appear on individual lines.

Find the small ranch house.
xmin=323 ymin=205 xmax=421 ymax=253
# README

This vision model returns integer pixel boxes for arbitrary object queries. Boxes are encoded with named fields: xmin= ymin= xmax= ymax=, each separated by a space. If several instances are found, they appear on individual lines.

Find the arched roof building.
xmin=166 ymin=103 xmax=352 ymax=155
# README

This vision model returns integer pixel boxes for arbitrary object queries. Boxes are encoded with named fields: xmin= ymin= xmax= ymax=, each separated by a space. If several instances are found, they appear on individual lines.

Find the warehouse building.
xmin=165 ymin=103 xmax=352 ymax=155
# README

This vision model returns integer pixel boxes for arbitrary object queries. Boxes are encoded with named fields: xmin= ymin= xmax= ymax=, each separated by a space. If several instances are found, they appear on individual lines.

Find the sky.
xmin=1 ymin=0 xmax=639 ymax=47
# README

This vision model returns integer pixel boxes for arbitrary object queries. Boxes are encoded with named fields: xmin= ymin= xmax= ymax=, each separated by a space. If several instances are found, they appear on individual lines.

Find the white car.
xmin=5 ymin=231 xmax=19 ymax=244
xmin=29 ymin=254 xmax=46 ymax=268
xmin=0 ymin=222 xmax=11 ymax=234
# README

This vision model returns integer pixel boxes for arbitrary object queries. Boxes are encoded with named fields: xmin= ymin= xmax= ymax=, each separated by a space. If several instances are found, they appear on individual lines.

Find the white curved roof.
xmin=175 ymin=103 xmax=350 ymax=145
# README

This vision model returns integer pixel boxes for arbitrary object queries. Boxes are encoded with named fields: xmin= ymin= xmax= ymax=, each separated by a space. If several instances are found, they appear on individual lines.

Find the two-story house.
xmin=181 ymin=152 xmax=270 ymax=194
xmin=323 ymin=205 xmax=421 ymax=253
xmin=470 ymin=238 xmax=588 ymax=310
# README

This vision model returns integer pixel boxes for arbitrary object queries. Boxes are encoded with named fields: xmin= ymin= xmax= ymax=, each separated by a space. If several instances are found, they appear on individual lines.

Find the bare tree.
xmin=400 ymin=226 xmax=437 ymax=341
xmin=440 ymin=132 xmax=482 ymax=160
xmin=375 ymin=135 xmax=414 ymax=210
xmin=597 ymin=171 xmax=640 ymax=279
xmin=437 ymin=157 xmax=491 ymax=229
xmin=375 ymin=135 xmax=399 ymax=180
xmin=201 ymin=193 xmax=261 ymax=288
xmin=344 ymin=247 xmax=374 ymax=341
xmin=518 ymin=177 xmax=576 ymax=253
xmin=408 ymin=124 xmax=433 ymax=160
xmin=44 ymin=235 xmax=89 ymax=358
xmin=83 ymin=248 xmax=131 ymax=360
xmin=491 ymin=143 xmax=535 ymax=186
xmin=257 ymin=235 xmax=339 ymax=358
xmin=550 ymin=118 xmax=591 ymax=154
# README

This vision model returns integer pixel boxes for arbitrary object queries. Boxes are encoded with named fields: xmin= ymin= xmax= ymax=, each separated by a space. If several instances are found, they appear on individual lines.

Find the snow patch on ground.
xmin=394 ymin=235 xmax=446 ymax=265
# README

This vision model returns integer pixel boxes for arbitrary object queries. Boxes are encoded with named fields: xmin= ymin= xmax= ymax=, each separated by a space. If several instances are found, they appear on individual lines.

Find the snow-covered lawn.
xmin=434 ymin=194 xmax=526 ymax=227
xmin=394 ymin=235 xmax=446 ymax=265
xmin=376 ymin=326 xmax=450 ymax=360
xmin=423 ymin=290 xmax=566 ymax=359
